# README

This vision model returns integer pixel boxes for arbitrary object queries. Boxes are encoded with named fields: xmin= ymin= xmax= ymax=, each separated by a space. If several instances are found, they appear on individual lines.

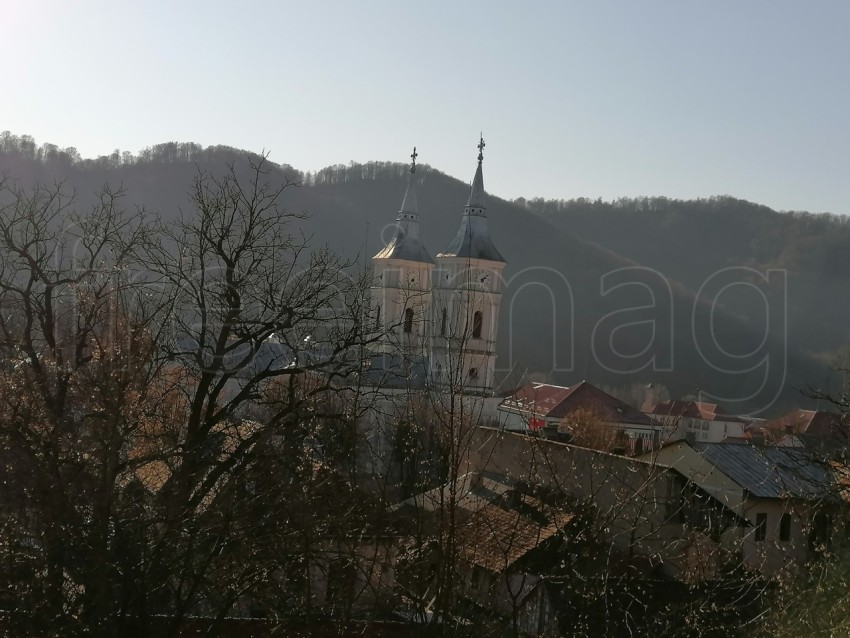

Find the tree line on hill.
xmin=0 ymin=131 xmax=844 ymax=415
xmin=0 ymin=131 xmax=415 ymax=188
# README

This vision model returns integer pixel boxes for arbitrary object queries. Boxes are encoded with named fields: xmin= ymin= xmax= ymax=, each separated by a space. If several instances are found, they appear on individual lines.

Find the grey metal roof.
xmin=399 ymin=165 xmax=418 ymax=215
xmin=467 ymin=160 xmax=487 ymax=211
xmin=694 ymin=442 xmax=833 ymax=500
xmin=437 ymin=151 xmax=506 ymax=263
xmin=372 ymin=213 xmax=434 ymax=263
xmin=364 ymin=353 xmax=429 ymax=389
xmin=372 ymin=174 xmax=434 ymax=264
xmin=438 ymin=213 xmax=505 ymax=262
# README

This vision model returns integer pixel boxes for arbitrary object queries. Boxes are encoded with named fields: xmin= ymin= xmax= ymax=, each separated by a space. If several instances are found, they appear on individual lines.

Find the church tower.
xmin=371 ymin=148 xmax=434 ymax=364
xmin=431 ymin=136 xmax=506 ymax=394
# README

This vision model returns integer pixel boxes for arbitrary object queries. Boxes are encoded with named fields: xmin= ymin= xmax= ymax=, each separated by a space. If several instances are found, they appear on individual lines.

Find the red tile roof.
xmin=458 ymin=499 xmax=572 ymax=573
xmin=499 ymin=383 xmax=574 ymax=417
xmin=762 ymin=409 xmax=846 ymax=438
xmin=646 ymin=400 xmax=746 ymax=424
xmin=500 ymin=381 xmax=656 ymax=427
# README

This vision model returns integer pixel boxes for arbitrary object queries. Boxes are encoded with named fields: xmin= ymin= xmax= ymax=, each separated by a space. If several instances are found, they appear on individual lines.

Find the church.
xmin=369 ymin=137 xmax=507 ymax=396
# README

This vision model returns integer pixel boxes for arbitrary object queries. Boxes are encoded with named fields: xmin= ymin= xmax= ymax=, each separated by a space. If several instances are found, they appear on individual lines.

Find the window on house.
xmin=664 ymin=475 xmax=686 ymax=523
xmin=287 ymin=557 xmax=307 ymax=603
xmin=326 ymin=559 xmax=356 ymax=613
xmin=441 ymin=308 xmax=447 ymax=336
xmin=470 ymin=565 xmax=488 ymax=592
xmin=780 ymin=513 xmax=791 ymax=542
xmin=468 ymin=367 xmax=479 ymax=380
xmin=403 ymin=308 xmax=413 ymax=333
xmin=375 ymin=306 xmax=381 ymax=330
xmin=809 ymin=512 xmax=833 ymax=553
xmin=436 ymin=363 xmax=442 ymax=378
xmin=755 ymin=513 xmax=767 ymax=542
xmin=472 ymin=311 xmax=483 ymax=339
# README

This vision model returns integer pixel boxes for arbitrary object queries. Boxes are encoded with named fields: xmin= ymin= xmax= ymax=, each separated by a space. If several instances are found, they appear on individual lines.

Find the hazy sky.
xmin=4 ymin=1 xmax=849 ymax=213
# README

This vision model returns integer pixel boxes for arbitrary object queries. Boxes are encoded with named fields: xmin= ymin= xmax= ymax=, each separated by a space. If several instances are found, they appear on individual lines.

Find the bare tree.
xmin=0 ymin=176 xmax=164 ymax=635
xmin=0 ymin=157 xmax=384 ymax=636
xmin=558 ymin=406 xmax=626 ymax=452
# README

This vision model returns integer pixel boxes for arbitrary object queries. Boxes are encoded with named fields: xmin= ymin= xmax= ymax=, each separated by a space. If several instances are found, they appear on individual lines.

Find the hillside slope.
xmin=525 ymin=196 xmax=850 ymax=358
xmin=0 ymin=138 xmax=837 ymax=414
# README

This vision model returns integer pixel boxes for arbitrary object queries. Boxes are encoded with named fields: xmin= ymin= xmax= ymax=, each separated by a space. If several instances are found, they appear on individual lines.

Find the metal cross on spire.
xmin=477 ymin=133 xmax=485 ymax=163
xmin=410 ymin=146 xmax=417 ymax=173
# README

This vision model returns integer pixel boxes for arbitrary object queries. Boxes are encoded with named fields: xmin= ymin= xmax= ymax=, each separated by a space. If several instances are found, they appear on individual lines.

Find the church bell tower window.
xmin=403 ymin=308 xmax=414 ymax=334
xmin=472 ymin=311 xmax=483 ymax=339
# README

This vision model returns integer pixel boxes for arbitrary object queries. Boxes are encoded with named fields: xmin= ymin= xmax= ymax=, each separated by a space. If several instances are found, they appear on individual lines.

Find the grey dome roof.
xmin=438 ymin=213 xmax=505 ymax=262
xmin=373 ymin=170 xmax=434 ymax=264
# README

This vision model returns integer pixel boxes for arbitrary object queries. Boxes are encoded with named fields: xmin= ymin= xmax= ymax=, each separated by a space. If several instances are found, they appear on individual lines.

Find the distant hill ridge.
xmin=0 ymin=132 xmax=844 ymax=415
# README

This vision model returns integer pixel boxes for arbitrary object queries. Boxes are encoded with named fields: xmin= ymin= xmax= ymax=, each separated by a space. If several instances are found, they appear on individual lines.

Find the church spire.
xmin=436 ymin=135 xmax=505 ymax=263
xmin=466 ymin=133 xmax=487 ymax=213
xmin=400 ymin=146 xmax=418 ymax=214
xmin=372 ymin=146 xmax=433 ymax=264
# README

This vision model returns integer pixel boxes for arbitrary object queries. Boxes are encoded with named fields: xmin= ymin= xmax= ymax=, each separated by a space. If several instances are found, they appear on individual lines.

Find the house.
xmin=395 ymin=471 xmax=576 ymax=624
xmin=645 ymin=400 xmax=748 ymax=443
xmin=453 ymin=477 xmax=575 ymax=617
xmin=497 ymin=381 xmax=671 ymax=454
xmin=760 ymin=409 xmax=848 ymax=452
xmin=642 ymin=440 xmax=844 ymax=575
xmin=394 ymin=462 xmax=745 ymax=633
xmin=469 ymin=428 xmax=747 ymax=583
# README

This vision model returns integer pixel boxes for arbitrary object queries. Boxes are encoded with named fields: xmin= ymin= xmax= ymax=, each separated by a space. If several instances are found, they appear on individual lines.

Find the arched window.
xmin=472 ymin=311 xmax=483 ymax=339
xmin=403 ymin=307 xmax=414 ymax=334
xmin=440 ymin=308 xmax=447 ymax=336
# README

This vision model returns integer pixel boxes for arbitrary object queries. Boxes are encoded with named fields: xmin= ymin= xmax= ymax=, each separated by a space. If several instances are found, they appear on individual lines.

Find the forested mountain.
xmin=520 ymin=195 xmax=850 ymax=359
xmin=0 ymin=132 xmax=844 ymax=415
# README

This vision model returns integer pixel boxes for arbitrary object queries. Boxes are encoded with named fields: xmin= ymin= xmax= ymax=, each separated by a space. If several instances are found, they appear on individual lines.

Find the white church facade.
xmin=370 ymin=138 xmax=506 ymax=396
